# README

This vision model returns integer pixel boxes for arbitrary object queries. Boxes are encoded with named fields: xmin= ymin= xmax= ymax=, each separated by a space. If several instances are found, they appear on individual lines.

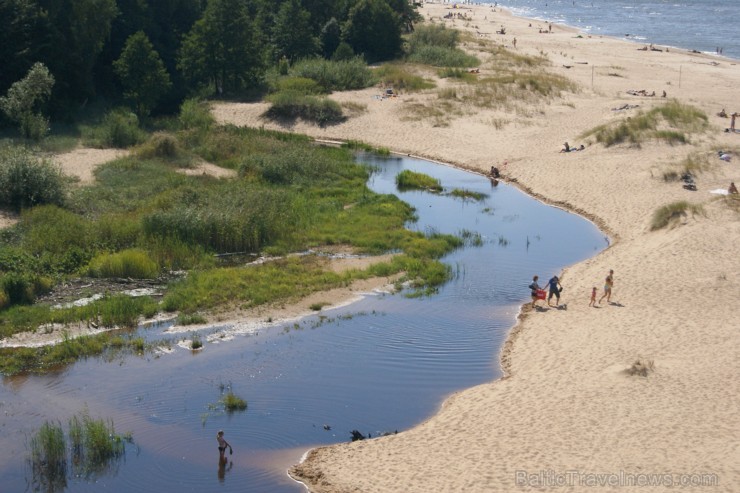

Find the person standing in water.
xmin=217 ymin=430 xmax=233 ymax=462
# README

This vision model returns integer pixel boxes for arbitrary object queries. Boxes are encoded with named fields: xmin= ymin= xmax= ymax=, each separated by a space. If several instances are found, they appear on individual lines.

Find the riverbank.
xmin=214 ymin=1 xmax=740 ymax=492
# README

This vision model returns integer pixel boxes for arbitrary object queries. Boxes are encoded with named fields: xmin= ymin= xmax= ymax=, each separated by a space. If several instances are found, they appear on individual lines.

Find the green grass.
xmin=0 ymin=116 xmax=466 ymax=374
xmin=29 ymin=421 xmax=67 ymax=491
xmin=650 ymin=201 xmax=705 ymax=230
xmin=582 ymin=100 xmax=708 ymax=147
xmin=221 ymin=392 xmax=247 ymax=412
xmin=288 ymin=57 xmax=377 ymax=92
xmin=29 ymin=411 xmax=129 ymax=487
xmin=395 ymin=170 xmax=442 ymax=191
xmin=264 ymin=91 xmax=345 ymax=126
xmin=449 ymin=188 xmax=487 ymax=201
xmin=373 ymin=64 xmax=436 ymax=92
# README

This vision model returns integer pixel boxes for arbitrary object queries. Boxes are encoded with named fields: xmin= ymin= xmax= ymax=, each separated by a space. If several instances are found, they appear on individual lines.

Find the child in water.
xmin=589 ymin=287 xmax=597 ymax=307
xmin=217 ymin=430 xmax=233 ymax=461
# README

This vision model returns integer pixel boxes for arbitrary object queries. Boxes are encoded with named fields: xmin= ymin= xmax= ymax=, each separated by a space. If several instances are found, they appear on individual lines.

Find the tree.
xmin=114 ymin=31 xmax=172 ymax=117
xmin=0 ymin=0 xmax=50 ymax=95
xmin=272 ymin=0 xmax=319 ymax=62
xmin=36 ymin=0 xmax=118 ymax=104
xmin=0 ymin=63 xmax=55 ymax=140
xmin=343 ymin=0 xmax=402 ymax=62
xmin=179 ymin=0 xmax=264 ymax=95
xmin=320 ymin=17 xmax=342 ymax=59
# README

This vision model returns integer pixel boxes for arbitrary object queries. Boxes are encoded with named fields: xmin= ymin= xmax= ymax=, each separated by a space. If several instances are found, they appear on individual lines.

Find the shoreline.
xmin=213 ymin=2 xmax=740 ymax=491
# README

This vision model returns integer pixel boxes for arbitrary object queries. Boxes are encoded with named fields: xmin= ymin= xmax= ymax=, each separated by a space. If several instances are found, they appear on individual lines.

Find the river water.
xmin=0 ymin=154 xmax=605 ymax=492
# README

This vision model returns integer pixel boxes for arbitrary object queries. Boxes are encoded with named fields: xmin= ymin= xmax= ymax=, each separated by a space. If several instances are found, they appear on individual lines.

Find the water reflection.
xmin=1 ymin=154 xmax=605 ymax=492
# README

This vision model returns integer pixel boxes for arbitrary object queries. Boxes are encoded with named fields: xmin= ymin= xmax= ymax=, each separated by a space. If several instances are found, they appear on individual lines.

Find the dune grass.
xmin=650 ymin=201 xmax=705 ymax=231
xmin=582 ymin=100 xmax=708 ymax=147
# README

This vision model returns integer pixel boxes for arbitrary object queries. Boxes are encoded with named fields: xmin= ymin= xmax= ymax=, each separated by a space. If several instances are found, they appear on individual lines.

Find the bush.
xmin=407 ymin=44 xmax=480 ymax=68
xmin=178 ymin=98 xmax=214 ymax=131
xmin=85 ymin=249 xmax=159 ymax=279
xmin=290 ymin=57 xmax=376 ymax=91
xmin=408 ymin=24 xmax=460 ymax=51
xmin=87 ymin=109 xmax=145 ymax=148
xmin=374 ymin=64 xmax=435 ymax=92
xmin=274 ymin=77 xmax=324 ymax=95
xmin=136 ymin=132 xmax=182 ymax=160
xmin=265 ymin=91 xmax=344 ymax=126
xmin=0 ymin=272 xmax=52 ymax=306
xmin=0 ymin=147 xmax=66 ymax=211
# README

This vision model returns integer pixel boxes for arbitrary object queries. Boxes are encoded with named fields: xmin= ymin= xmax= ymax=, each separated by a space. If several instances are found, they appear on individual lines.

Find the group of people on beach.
xmin=529 ymin=269 xmax=614 ymax=310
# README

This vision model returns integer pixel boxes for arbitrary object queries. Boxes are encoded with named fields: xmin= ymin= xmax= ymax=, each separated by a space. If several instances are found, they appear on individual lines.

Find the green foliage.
xmin=179 ymin=99 xmax=214 ymax=131
xmin=343 ymin=0 xmax=403 ymax=62
xmin=395 ymin=170 xmax=443 ymax=191
xmin=320 ymin=17 xmax=342 ymax=59
xmin=408 ymin=24 xmax=459 ymax=51
xmin=449 ymin=188 xmax=487 ymax=201
xmin=406 ymin=24 xmax=479 ymax=68
xmin=177 ymin=313 xmax=207 ymax=325
xmin=221 ymin=392 xmax=247 ymax=412
xmin=178 ymin=0 xmax=264 ymax=94
xmin=374 ymin=64 xmax=435 ymax=92
xmin=114 ymin=31 xmax=172 ymax=117
xmin=290 ymin=57 xmax=377 ymax=92
xmin=650 ymin=201 xmax=704 ymax=231
xmin=0 ymin=272 xmax=52 ymax=307
xmin=274 ymin=77 xmax=324 ymax=95
xmin=84 ymin=109 xmax=146 ymax=148
xmin=332 ymin=42 xmax=356 ymax=61
xmin=67 ymin=411 xmax=126 ymax=478
xmin=19 ymin=205 xmax=92 ymax=257
xmin=265 ymin=91 xmax=345 ymax=126
xmin=0 ymin=147 xmax=66 ymax=211
xmin=136 ymin=132 xmax=183 ymax=161
xmin=0 ymin=62 xmax=54 ymax=140
xmin=583 ymin=100 xmax=707 ymax=147
xmin=271 ymin=0 xmax=319 ymax=62
xmin=29 ymin=421 xmax=67 ymax=491
xmin=85 ymin=249 xmax=159 ymax=279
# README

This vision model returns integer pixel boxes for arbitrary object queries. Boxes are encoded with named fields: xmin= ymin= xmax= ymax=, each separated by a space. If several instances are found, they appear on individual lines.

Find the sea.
xmin=489 ymin=0 xmax=740 ymax=60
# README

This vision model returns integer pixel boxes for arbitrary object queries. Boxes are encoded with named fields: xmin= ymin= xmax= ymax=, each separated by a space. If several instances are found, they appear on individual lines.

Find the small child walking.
xmin=588 ymin=287 xmax=597 ymax=307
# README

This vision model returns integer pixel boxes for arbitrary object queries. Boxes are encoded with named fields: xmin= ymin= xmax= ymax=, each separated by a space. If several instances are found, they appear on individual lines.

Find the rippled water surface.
xmin=0 ymin=155 xmax=605 ymax=492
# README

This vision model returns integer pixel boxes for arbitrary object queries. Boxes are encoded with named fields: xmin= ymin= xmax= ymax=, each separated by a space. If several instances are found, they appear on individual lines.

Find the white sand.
xmin=211 ymin=2 xmax=740 ymax=491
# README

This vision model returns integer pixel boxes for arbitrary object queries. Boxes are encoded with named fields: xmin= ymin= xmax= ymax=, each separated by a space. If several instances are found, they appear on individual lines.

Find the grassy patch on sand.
xmin=650 ymin=201 xmax=705 ymax=231
xmin=583 ymin=100 xmax=708 ymax=147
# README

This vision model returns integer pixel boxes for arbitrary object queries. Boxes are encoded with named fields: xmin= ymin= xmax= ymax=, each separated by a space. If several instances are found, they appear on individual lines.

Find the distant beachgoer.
xmin=547 ymin=275 xmax=563 ymax=307
xmin=662 ymin=90 xmax=667 ymax=97
xmin=490 ymin=166 xmax=500 ymax=178
xmin=731 ymin=113 xmax=737 ymax=132
xmin=512 ymin=37 xmax=517 ymax=49
xmin=718 ymin=108 xmax=728 ymax=118
xmin=589 ymin=287 xmax=597 ymax=307
xmin=560 ymin=142 xmax=571 ymax=153
xmin=217 ymin=430 xmax=233 ymax=461
xmin=529 ymin=275 xmax=542 ymax=308
xmin=729 ymin=182 xmax=738 ymax=194
xmin=598 ymin=269 xmax=614 ymax=304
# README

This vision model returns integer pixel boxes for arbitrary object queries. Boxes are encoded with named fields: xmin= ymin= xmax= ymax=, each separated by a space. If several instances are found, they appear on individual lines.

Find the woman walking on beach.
xmin=529 ymin=275 xmax=542 ymax=308
xmin=598 ymin=270 xmax=614 ymax=304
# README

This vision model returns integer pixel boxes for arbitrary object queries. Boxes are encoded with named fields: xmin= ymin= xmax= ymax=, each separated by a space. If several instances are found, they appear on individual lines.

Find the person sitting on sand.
xmin=560 ymin=142 xmax=571 ymax=153
xmin=718 ymin=108 xmax=728 ymax=118
xmin=729 ymin=182 xmax=738 ymax=194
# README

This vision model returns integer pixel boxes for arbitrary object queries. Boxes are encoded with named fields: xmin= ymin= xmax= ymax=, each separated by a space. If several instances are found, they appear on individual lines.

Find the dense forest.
xmin=0 ymin=0 xmax=421 ymax=123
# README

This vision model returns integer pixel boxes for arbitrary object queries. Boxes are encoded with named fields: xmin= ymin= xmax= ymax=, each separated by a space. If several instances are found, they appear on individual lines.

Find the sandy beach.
xmin=211 ymin=2 xmax=740 ymax=491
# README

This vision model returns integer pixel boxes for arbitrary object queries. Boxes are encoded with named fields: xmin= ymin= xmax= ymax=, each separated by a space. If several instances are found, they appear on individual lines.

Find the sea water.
xmin=492 ymin=0 xmax=740 ymax=59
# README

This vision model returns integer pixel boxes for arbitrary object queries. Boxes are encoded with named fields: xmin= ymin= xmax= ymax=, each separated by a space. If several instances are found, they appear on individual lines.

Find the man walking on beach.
xmin=598 ymin=269 xmax=614 ymax=304
xmin=547 ymin=275 xmax=563 ymax=307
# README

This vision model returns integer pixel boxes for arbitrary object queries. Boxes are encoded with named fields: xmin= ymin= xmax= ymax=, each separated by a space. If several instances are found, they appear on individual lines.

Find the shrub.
xmin=290 ymin=57 xmax=376 ymax=91
xmin=265 ymin=91 xmax=344 ymax=126
xmin=408 ymin=24 xmax=460 ymax=51
xmin=274 ymin=77 xmax=324 ymax=95
xmin=0 ymin=272 xmax=52 ymax=305
xmin=136 ymin=132 xmax=181 ymax=160
xmin=178 ymin=98 xmax=214 ymax=131
xmin=374 ymin=64 xmax=435 ymax=91
xmin=407 ymin=44 xmax=480 ymax=68
xmin=87 ymin=109 xmax=145 ymax=148
xmin=85 ymin=249 xmax=159 ymax=279
xmin=0 ymin=147 xmax=66 ymax=211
